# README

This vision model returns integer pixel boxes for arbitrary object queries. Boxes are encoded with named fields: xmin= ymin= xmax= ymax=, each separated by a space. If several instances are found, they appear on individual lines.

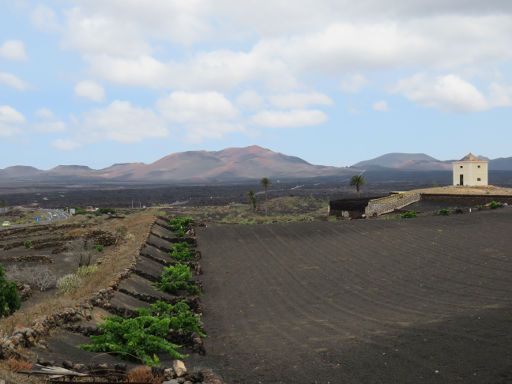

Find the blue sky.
xmin=1 ymin=1 xmax=512 ymax=170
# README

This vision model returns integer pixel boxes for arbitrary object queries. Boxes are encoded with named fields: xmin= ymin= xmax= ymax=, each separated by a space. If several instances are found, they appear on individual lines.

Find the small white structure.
xmin=452 ymin=153 xmax=488 ymax=186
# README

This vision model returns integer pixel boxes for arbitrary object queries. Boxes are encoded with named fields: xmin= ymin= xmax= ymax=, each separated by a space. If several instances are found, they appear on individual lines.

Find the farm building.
xmin=452 ymin=153 xmax=488 ymax=186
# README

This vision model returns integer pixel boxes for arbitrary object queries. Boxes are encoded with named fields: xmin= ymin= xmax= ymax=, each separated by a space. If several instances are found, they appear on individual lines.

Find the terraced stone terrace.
xmin=190 ymin=207 xmax=512 ymax=383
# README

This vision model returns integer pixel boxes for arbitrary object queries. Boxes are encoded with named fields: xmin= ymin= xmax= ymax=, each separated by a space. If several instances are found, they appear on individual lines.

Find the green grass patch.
xmin=401 ymin=211 xmax=417 ymax=219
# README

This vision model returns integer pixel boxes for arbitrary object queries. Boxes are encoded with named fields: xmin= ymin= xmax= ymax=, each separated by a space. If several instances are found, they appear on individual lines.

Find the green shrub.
xmin=73 ymin=207 xmax=87 ymax=215
xmin=157 ymin=264 xmax=199 ymax=295
xmin=169 ymin=242 xmax=194 ymax=262
xmin=0 ymin=265 xmax=20 ymax=318
xmin=138 ymin=300 xmax=205 ymax=337
xmin=81 ymin=300 xmax=204 ymax=366
xmin=95 ymin=244 xmax=104 ymax=252
xmin=96 ymin=208 xmax=116 ymax=215
xmin=489 ymin=201 xmax=503 ymax=209
xmin=401 ymin=211 xmax=417 ymax=219
xmin=76 ymin=265 xmax=98 ymax=278
xmin=438 ymin=208 xmax=450 ymax=216
xmin=23 ymin=240 xmax=33 ymax=249
xmin=57 ymin=274 xmax=82 ymax=294
xmin=169 ymin=217 xmax=193 ymax=237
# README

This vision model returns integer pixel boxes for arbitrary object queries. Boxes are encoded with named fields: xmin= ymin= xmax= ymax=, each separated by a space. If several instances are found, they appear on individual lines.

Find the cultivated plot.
xmin=192 ymin=209 xmax=512 ymax=383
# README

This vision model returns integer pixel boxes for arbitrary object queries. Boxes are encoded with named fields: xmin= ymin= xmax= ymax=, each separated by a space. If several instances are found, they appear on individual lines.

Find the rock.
xmin=173 ymin=360 xmax=187 ymax=377
xmin=62 ymin=360 xmax=73 ymax=369
xmin=164 ymin=367 xmax=176 ymax=379
xmin=184 ymin=381 xmax=193 ymax=384
xmin=73 ymin=363 xmax=87 ymax=372
xmin=163 ymin=380 xmax=179 ymax=384
xmin=114 ymin=363 xmax=127 ymax=372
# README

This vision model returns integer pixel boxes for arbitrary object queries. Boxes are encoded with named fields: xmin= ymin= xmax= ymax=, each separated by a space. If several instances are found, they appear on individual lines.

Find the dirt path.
xmin=191 ymin=209 xmax=512 ymax=383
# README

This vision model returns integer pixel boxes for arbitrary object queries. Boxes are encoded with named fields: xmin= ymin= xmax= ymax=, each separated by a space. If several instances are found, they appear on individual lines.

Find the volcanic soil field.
xmin=191 ymin=208 xmax=512 ymax=383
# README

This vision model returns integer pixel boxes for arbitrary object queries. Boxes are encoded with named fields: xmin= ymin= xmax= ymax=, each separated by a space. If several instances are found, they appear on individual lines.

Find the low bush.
xmin=95 ymin=244 xmax=104 ymax=252
xmin=82 ymin=301 xmax=204 ymax=366
xmin=73 ymin=207 xmax=87 ymax=215
xmin=0 ymin=265 xmax=21 ymax=318
xmin=31 ymin=267 xmax=57 ymax=292
xmin=401 ymin=211 xmax=417 ymax=219
xmin=157 ymin=264 xmax=199 ymax=295
xmin=57 ymin=274 xmax=82 ymax=294
xmin=169 ymin=217 xmax=193 ymax=237
xmin=76 ymin=265 xmax=98 ymax=278
xmin=96 ymin=208 xmax=116 ymax=215
xmin=438 ymin=208 xmax=450 ymax=216
xmin=23 ymin=240 xmax=33 ymax=249
xmin=169 ymin=242 xmax=194 ymax=262
xmin=489 ymin=201 xmax=503 ymax=209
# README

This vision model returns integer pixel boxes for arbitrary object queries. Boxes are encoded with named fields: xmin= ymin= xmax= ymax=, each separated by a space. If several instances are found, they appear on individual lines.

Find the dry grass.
xmin=0 ymin=210 xmax=155 ymax=334
xmin=6 ymin=357 xmax=33 ymax=372
xmin=413 ymin=185 xmax=512 ymax=196
xmin=127 ymin=366 xmax=163 ymax=384
xmin=166 ymin=196 xmax=328 ymax=224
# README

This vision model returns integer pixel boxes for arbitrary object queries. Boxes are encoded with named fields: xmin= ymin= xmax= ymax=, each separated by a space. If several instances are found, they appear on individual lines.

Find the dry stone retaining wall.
xmin=365 ymin=192 xmax=421 ymax=217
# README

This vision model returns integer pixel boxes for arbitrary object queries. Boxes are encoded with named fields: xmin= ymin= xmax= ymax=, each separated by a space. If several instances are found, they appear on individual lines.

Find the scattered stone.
xmin=173 ymin=360 xmax=187 ymax=377
xmin=73 ymin=363 xmax=87 ymax=372
xmin=164 ymin=367 xmax=176 ymax=379
xmin=62 ymin=360 xmax=73 ymax=369
xmin=114 ymin=363 xmax=127 ymax=372
xmin=163 ymin=380 xmax=180 ymax=384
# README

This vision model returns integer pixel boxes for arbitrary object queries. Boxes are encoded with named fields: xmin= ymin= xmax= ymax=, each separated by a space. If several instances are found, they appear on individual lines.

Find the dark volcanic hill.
xmin=0 ymin=145 xmax=354 ymax=183
xmin=352 ymin=153 xmax=452 ymax=171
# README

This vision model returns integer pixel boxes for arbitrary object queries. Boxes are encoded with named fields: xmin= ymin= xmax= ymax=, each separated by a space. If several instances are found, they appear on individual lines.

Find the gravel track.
xmin=191 ymin=209 xmax=512 ymax=383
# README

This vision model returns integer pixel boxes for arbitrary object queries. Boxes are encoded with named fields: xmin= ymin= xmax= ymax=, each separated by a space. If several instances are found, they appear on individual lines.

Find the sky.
xmin=1 ymin=0 xmax=512 ymax=170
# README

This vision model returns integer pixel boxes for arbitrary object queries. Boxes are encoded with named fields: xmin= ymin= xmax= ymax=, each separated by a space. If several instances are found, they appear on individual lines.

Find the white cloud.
xmin=157 ymin=91 xmax=238 ymax=123
xmin=341 ymin=74 xmax=369 ymax=93
xmin=36 ymin=108 xmax=55 ymax=119
xmin=34 ymin=121 xmax=67 ymax=133
xmin=157 ymin=91 xmax=244 ymax=141
xmin=53 ymin=101 xmax=169 ymax=150
xmin=251 ymin=109 xmax=327 ymax=128
xmin=0 ymin=40 xmax=28 ymax=61
xmin=31 ymin=4 xmax=60 ymax=32
xmin=268 ymin=92 xmax=333 ymax=109
xmin=236 ymin=90 xmax=264 ymax=110
xmin=52 ymin=138 xmax=81 ymax=151
xmin=74 ymin=80 xmax=106 ymax=102
xmin=0 ymin=105 xmax=25 ymax=137
xmin=33 ymin=108 xmax=66 ymax=132
xmin=372 ymin=100 xmax=389 ymax=112
xmin=82 ymin=101 xmax=168 ymax=143
xmin=395 ymin=74 xmax=489 ymax=112
xmin=0 ymin=72 xmax=29 ymax=91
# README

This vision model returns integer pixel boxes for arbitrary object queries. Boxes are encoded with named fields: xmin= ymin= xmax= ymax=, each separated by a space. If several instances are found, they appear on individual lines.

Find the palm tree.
xmin=247 ymin=190 xmax=257 ymax=212
xmin=350 ymin=175 xmax=365 ymax=195
xmin=260 ymin=177 xmax=271 ymax=201
xmin=260 ymin=177 xmax=271 ymax=215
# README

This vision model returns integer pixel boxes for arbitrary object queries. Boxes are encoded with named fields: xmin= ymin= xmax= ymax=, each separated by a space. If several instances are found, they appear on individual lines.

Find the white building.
xmin=452 ymin=153 xmax=488 ymax=186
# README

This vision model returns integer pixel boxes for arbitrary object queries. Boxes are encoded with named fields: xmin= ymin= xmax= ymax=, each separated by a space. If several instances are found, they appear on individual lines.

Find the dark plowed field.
xmin=192 ymin=209 xmax=512 ymax=383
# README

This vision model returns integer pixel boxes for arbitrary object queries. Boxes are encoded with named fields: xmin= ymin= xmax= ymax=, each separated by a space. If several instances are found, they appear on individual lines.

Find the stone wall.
xmin=421 ymin=194 xmax=512 ymax=206
xmin=365 ymin=192 xmax=421 ymax=217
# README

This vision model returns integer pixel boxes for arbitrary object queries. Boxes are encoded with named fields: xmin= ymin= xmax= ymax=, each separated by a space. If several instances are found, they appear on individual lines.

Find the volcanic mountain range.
xmin=1 ymin=146 xmax=511 ymax=183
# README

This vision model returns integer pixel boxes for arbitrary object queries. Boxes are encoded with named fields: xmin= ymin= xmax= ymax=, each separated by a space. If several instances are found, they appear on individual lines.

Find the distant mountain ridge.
xmin=0 ymin=145 xmax=354 ymax=183
xmin=1 ymin=148 xmax=512 ymax=184
xmin=351 ymin=153 xmax=511 ymax=171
